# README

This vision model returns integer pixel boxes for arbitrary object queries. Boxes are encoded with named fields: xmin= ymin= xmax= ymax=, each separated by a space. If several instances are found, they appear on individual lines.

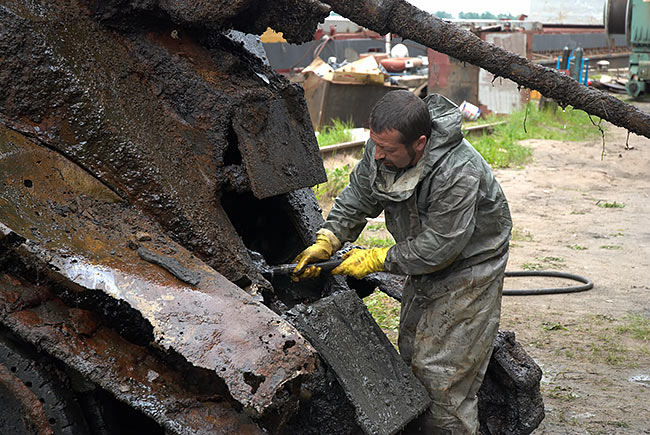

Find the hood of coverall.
xmin=367 ymin=93 xmax=464 ymax=202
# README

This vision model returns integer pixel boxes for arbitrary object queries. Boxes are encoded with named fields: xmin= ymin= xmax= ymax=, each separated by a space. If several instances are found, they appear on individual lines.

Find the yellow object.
xmin=530 ymin=90 xmax=541 ymax=100
xmin=292 ymin=229 xmax=341 ymax=281
xmin=260 ymin=28 xmax=286 ymax=43
xmin=331 ymin=247 xmax=389 ymax=279
xmin=302 ymin=56 xmax=387 ymax=85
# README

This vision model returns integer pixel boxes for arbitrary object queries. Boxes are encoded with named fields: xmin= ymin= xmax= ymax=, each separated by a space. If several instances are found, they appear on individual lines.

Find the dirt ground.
xmin=322 ymin=102 xmax=650 ymax=434
xmin=497 ymin=102 xmax=650 ymax=434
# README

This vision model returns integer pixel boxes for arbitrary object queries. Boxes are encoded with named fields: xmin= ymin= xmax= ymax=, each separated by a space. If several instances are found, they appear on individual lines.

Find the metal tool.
xmin=264 ymin=259 xmax=343 ymax=280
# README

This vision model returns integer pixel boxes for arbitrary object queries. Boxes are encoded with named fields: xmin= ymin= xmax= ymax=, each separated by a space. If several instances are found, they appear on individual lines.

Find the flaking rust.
xmin=0 ymin=274 xmax=263 ymax=435
xmin=0 ymin=125 xmax=316 ymax=429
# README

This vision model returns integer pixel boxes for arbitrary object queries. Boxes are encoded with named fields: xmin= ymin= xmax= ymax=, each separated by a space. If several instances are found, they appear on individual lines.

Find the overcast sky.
xmin=406 ymin=0 xmax=531 ymax=17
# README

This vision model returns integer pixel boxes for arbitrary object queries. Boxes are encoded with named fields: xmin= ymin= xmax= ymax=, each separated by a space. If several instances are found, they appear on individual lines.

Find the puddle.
xmin=629 ymin=374 xmax=650 ymax=386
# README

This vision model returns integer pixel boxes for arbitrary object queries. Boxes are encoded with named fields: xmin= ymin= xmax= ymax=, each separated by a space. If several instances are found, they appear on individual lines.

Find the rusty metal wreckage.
xmin=3 ymin=0 xmax=641 ymax=434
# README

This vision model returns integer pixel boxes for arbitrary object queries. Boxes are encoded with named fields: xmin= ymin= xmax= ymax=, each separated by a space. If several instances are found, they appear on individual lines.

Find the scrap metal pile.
xmin=0 ymin=1 xmax=551 ymax=434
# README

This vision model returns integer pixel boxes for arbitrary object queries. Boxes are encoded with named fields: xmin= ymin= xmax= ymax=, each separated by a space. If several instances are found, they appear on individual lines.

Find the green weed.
xmin=355 ymin=234 xmax=395 ymax=248
xmin=599 ymin=245 xmax=622 ymax=250
xmin=316 ymin=119 xmax=354 ymax=147
xmin=468 ymin=104 xmax=603 ymax=168
xmin=596 ymin=200 xmax=625 ymax=208
xmin=547 ymin=385 xmax=580 ymax=401
xmin=616 ymin=314 xmax=650 ymax=341
xmin=603 ymin=421 xmax=629 ymax=429
xmin=313 ymin=165 xmax=352 ymax=202
xmin=567 ymin=244 xmax=587 ymax=250
xmin=363 ymin=290 xmax=400 ymax=347
xmin=522 ymin=262 xmax=544 ymax=270
xmin=588 ymin=334 xmax=629 ymax=366
xmin=543 ymin=322 xmax=568 ymax=331
xmin=511 ymin=227 xmax=534 ymax=242
xmin=366 ymin=222 xmax=386 ymax=231
xmin=538 ymin=256 xmax=564 ymax=263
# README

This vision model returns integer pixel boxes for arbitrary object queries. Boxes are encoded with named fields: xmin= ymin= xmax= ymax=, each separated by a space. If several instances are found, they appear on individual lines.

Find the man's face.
xmin=371 ymin=129 xmax=420 ymax=169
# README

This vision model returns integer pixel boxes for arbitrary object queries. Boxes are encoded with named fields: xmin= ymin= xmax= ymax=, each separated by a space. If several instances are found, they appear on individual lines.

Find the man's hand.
xmin=291 ymin=230 xmax=341 ymax=281
xmin=331 ymin=247 xmax=389 ymax=279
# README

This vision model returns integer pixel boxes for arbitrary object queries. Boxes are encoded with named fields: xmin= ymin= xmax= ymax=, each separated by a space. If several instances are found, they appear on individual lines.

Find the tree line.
xmin=433 ymin=11 xmax=516 ymax=19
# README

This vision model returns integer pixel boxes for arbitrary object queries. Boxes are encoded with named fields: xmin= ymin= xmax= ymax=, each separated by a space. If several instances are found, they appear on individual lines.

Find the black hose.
xmin=503 ymin=270 xmax=593 ymax=296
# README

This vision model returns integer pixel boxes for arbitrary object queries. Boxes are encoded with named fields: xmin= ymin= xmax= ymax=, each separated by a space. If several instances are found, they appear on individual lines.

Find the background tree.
xmin=458 ymin=11 xmax=480 ymax=19
xmin=433 ymin=11 xmax=453 ymax=18
xmin=480 ymin=12 xmax=497 ymax=19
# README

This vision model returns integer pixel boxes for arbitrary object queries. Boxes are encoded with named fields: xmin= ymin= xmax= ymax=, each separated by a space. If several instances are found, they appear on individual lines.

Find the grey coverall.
xmin=321 ymin=94 xmax=512 ymax=433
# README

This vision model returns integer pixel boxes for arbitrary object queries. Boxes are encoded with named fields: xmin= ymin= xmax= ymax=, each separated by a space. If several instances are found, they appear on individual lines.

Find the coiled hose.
xmin=503 ymin=270 xmax=593 ymax=296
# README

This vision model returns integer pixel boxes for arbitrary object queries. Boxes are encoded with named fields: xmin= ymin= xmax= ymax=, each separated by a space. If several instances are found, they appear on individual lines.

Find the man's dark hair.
xmin=368 ymin=90 xmax=431 ymax=145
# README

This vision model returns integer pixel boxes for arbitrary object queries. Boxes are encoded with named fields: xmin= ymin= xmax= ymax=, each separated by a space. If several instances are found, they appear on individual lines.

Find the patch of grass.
xmin=534 ymin=256 xmax=565 ymax=269
xmin=366 ymin=222 xmax=386 ymax=231
xmin=538 ymin=256 xmax=564 ymax=263
xmin=355 ymin=234 xmax=395 ymax=248
xmin=616 ymin=314 xmax=650 ymax=341
xmin=522 ymin=262 xmax=544 ymax=270
xmin=588 ymin=333 xmax=630 ymax=366
xmin=313 ymin=164 xmax=352 ymax=202
xmin=543 ymin=322 xmax=568 ymax=331
xmin=600 ymin=245 xmax=622 ymax=250
xmin=547 ymin=385 xmax=580 ymax=401
xmin=511 ymin=226 xmax=534 ymax=242
xmin=596 ymin=200 xmax=625 ymax=208
xmin=570 ymin=210 xmax=586 ymax=215
xmin=316 ymin=119 xmax=354 ymax=147
xmin=603 ymin=421 xmax=629 ymax=429
xmin=469 ymin=104 xmax=603 ymax=168
xmin=363 ymin=290 xmax=400 ymax=348
xmin=567 ymin=244 xmax=587 ymax=250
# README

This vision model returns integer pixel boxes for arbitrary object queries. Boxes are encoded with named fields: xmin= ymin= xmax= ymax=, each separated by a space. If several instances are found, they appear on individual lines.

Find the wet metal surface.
xmin=287 ymin=290 xmax=431 ymax=435
xmin=0 ymin=274 xmax=263 ymax=435
xmin=0 ymin=126 xmax=316 ymax=421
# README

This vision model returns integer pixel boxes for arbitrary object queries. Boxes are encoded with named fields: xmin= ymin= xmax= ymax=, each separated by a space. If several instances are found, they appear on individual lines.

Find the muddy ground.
xmin=497 ymin=102 xmax=650 ymax=434
xmin=322 ymin=101 xmax=650 ymax=434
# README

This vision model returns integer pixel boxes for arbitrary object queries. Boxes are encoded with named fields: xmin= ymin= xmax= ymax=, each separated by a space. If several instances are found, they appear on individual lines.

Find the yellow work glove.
xmin=331 ymin=247 xmax=389 ymax=279
xmin=292 ymin=229 xmax=341 ymax=281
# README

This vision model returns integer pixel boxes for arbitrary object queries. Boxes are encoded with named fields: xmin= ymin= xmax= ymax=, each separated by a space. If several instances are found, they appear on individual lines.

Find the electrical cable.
xmin=503 ymin=270 xmax=593 ymax=296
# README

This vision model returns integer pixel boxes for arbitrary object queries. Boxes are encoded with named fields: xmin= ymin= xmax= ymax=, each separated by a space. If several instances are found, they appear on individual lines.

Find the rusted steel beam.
xmin=0 ymin=125 xmax=316 ymax=423
xmin=320 ymin=0 xmax=650 ymax=139
xmin=0 ymin=274 xmax=263 ymax=435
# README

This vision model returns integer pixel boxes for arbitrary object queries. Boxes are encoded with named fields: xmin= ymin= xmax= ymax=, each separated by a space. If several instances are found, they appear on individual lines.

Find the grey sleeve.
xmin=322 ymin=149 xmax=384 ymax=243
xmin=384 ymin=167 xmax=481 ymax=275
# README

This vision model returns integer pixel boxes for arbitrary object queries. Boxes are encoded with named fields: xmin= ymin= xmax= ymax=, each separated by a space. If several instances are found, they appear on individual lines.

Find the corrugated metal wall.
xmin=478 ymin=33 xmax=528 ymax=114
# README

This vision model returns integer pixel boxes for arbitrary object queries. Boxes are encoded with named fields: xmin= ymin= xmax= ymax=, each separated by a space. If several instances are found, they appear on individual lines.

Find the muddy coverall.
xmin=321 ymin=94 xmax=512 ymax=434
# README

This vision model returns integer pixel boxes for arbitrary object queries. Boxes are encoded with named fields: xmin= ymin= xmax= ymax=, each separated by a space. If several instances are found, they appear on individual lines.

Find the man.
xmin=292 ymin=90 xmax=512 ymax=434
